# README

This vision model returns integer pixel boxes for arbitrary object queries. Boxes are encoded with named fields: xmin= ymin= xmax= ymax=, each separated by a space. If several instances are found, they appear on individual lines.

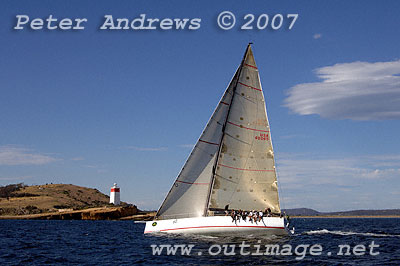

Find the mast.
xmin=203 ymin=43 xmax=253 ymax=216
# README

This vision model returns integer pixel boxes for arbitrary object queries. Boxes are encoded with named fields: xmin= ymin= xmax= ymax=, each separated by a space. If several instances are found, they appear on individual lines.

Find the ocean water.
xmin=0 ymin=218 xmax=399 ymax=265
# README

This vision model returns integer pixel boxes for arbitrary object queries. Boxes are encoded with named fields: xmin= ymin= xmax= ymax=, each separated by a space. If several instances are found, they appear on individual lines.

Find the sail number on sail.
xmin=255 ymin=133 xmax=269 ymax=141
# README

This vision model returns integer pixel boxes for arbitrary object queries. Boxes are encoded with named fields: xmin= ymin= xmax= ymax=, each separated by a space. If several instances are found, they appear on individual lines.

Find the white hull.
xmin=144 ymin=216 xmax=287 ymax=235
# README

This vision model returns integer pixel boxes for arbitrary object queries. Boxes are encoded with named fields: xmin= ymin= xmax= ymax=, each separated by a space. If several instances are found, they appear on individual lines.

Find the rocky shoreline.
xmin=0 ymin=206 xmax=142 ymax=220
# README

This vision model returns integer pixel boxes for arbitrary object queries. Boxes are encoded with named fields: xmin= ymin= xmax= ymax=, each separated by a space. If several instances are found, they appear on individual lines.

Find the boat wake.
xmin=304 ymin=229 xmax=400 ymax=238
xmin=148 ymin=230 xmax=288 ymax=243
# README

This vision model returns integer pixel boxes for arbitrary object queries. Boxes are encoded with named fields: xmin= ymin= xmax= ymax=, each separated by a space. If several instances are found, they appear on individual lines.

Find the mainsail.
xmin=156 ymin=44 xmax=280 ymax=220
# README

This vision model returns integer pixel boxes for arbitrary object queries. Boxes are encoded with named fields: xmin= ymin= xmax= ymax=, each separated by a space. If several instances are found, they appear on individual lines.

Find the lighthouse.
xmin=110 ymin=183 xmax=120 ymax=205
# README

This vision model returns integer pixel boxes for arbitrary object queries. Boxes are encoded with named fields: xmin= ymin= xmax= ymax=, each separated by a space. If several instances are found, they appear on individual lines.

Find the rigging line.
xmin=228 ymin=121 xmax=269 ymax=133
xmin=224 ymin=132 xmax=251 ymax=145
xmin=176 ymin=180 xmax=209 ymax=185
xmin=276 ymin=166 xmax=286 ymax=212
xmin=218 ymin=163 xmax=274 ymax=172
xmin=199 ymin=139 xmax=219 ymax=146
xmin=214 ymin=173 xmax=239 ymax=184
xmin=203 ymin=44 xmax=252 ymax=216
xmin=235 ymin=91 xmax=257 ymax=104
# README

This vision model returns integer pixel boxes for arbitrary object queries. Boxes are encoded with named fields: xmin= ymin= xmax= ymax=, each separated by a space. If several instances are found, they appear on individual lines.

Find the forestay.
xmin=155 ymin=68 xmax=240 ymax=220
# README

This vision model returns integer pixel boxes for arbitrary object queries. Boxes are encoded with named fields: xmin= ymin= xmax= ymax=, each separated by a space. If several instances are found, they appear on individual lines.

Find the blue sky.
xmin=1 ymin=0 xmax=400 ymax=211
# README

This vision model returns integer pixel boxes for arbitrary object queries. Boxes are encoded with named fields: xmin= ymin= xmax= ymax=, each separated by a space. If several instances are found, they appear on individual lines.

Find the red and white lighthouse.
xmin=110 ymin=183 xmax=120 ymax=205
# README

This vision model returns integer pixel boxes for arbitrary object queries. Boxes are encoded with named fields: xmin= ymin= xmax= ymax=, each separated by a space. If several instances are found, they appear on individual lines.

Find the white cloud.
xmin=179 ymin=144 xmax=194 ymax=149
xmin=276 ymin=153 xmax=400 ymax=211
xmin=124 ymin=146 xmax=167 ymax=151
xmin=0 ymin=146 xmax=58 ymax=166
xmin=313 ymin=33 xmax=322 ymax=39
xmin=277 ymin=153 xmax=400 ymax=186
xmin=284 ymin=59 xmax=400 ymax=120
xmin=0 ymin=176 xmax=32 ymax=181
xmin=84 ymin=164 xmax=107 ymax=174
xmin=71 ymin=157 xmax=84 ymax=161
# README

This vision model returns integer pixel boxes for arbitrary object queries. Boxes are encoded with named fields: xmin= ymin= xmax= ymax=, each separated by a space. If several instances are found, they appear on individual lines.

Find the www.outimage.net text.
xmin=151 ymin=241 xmax=380 ymax=260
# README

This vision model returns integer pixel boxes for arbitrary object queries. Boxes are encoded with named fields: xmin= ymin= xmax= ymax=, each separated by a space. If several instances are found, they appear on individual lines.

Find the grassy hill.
xmin=0 ymin=183 xmax=113 ymax=216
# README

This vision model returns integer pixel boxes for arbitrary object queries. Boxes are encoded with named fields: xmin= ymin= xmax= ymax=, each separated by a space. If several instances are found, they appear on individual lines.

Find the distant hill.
xmin=0 ymin=183 xmax=116 ymax=216
xmin=282 ymin=208 xmax=321 ymax=216
xmin=326 ymin=209 xmax=400 ymax=216
xmin=283 ymin=208 xmax=400 ymax=216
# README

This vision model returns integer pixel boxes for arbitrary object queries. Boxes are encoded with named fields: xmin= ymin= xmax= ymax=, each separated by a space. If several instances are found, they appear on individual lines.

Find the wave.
xmin=304 ymin=229 xmax=400 ymax=237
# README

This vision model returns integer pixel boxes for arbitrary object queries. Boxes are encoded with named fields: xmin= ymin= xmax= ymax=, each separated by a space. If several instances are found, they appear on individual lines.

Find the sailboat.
xmin=144 ymin=44 xmax=287 ymax=235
